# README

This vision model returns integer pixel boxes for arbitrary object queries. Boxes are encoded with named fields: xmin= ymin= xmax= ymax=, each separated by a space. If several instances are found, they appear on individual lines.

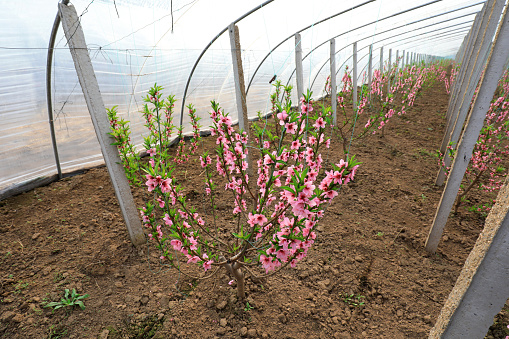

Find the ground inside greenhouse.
xmin=1 ymin=79 xmax=509 ymax=339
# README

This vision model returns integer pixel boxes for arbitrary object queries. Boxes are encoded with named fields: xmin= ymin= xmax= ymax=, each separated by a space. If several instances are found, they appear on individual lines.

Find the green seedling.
xmin=244 ymin=302 xmax=254 ymax=312
xmin=14 ymin=280 xmax=29 ymax=294
xmin=44 ymin=289 xmax=89 ymax=312
xmin=341 ymin=293 xmax=365 ymax=307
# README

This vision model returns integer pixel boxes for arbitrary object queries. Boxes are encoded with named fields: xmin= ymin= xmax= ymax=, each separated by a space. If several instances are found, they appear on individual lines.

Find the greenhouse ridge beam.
xmin=58 ymin=2 xmax=145 ymax=247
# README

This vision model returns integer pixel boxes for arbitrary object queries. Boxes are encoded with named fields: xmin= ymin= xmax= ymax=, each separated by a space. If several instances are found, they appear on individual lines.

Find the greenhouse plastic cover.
xmin=0 ymin=0 xmax=485 ymax=194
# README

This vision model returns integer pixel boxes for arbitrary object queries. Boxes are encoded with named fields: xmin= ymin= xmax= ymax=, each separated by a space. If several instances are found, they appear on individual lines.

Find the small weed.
xmin=112 ymin=314 xmax=164 ymax=338
xmin=44 ymin=288 xmax=89 ymax=312
xmin=14 ymin=280 xmax=29 ymax=294
xmin=47 ymin=324 xmax=67 ymax=339
xmin=376 ymin=232 xmax=384 ymax=237
xmin=244 ymin=302 xmax=254 ymax=312
xmin=414 ymin=193 xmax=427 ymax=203
xmin=341 ymin=293 xmax=365 ymax=307
xmin=53 ymin=272 xmax=65 ymax=283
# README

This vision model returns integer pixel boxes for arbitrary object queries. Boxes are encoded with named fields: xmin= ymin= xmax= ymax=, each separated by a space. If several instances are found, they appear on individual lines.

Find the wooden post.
xmin=295 ymin=33 xmax=304 ymax=100
xmin=352 ymin=42 xmax=358 ymax=115
xmin=406 ymin=51 xmax=409 ymax=66
xmin=387 ymin=49 xmax=392 ymax=94
xmin=368 ymin=44 xmax=373 ymax=94
xmin=228 ymin=23 xmax=252 ymax=174
xmin=451 ymin=15 xmax=479 ymax=111
xmin=425 ymin=3 xmax=509 ymax=253
xmin=401 ymin=50 xmax=405 ymax=68
xmin=58 ymin=3 xmax=145 ymax=247
xmin=394 ymin=50 xmax=399 ymax=88
xmin=446 ymin=15 xmax=479 ymax=126
xmin=229 ymin=24 xmax=249 ymax=134
xmin=429 ymin=177 xmax=509 ymax=338
xmin=379 ymin=46 xmax=384 ymax=72
xmin=330 ymin=38 xmax=337 ymax=126
xmin=436 ymin=0 xmax=503 ymax=186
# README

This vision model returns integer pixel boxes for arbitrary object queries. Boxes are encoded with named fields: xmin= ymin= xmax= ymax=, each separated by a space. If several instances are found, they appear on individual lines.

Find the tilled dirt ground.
xmin=1 ymin=79 xmax=508 ymax=338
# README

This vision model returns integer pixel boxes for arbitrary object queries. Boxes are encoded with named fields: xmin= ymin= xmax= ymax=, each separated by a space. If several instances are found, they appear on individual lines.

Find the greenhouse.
xmin=0 ymin=0 xmax=509 ymax=337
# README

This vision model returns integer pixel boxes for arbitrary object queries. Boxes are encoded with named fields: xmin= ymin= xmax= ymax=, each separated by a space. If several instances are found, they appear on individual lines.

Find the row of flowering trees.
xmin=437 ymin=68 xmax=509 ymax=215
xmin=328 ymin=55 xmax=507 ymax=217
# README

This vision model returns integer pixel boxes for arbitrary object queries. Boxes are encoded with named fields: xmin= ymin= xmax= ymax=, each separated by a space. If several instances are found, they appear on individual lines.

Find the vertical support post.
xmin=447 ymin=13 xmax=480 ymax=125
xmin=379 ymin=46 xmax=384 ymax=72
xmin=425 ymin=2 xmax=509 ymax=253
xmin=228 ymin=23 xmax=252 ymax=175
xmin=352 ymin=42 xmax=358 ymax=114
xmin=330 ymin=38 xmax=337 ymax=126
xmin=58 ymin=3 xmax=145 ymax=246
xmin=401 ymin=50 xmax=405 ymax=68
xmin=368 ymin=44 xmax=373 ymax=94
xmin=229 ymin=23 xmax=249 ymax=134
xmin=429 ymin=175 xmax=509 ymax=338
xmin=394 ymin=50 xmax=399 ymax=88
xmin=295 ymin=33 xmax=304 ymax=100
xmin=387 ymin=48 xmax=392 ymax=94
xmin=406 ymin=51 xmax=409 ymax=66
xmin=436 ymin=0 xmax=504 ymax=186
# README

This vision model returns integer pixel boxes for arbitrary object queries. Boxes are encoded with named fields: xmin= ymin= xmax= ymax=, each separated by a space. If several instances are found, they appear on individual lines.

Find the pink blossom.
xmin=203 ymin=260 xmax=213 ymax=272
xmin=160 ymin=178 xmax=172 ymax=193
xmin=187 ymin=256 xmax=200 ymax=264
xmin=291 ymin=140 xmax=301 ymax=150
xmin=170 ymin=239 xmax=182 ymax=251
xmin=277 ymin=111 xmax=288 ymax=125
xmin=313 ymin=117 xmax=326 ymax=129
xmin=285 ymin=122 xmax=297 ymax=134
xmin=248 ymin=213 xmax=268 ymax=227
xmin=163 ymin=214 xmax=173 ymax=226
xmin=157 ymin=197 xmax=165 ymax=208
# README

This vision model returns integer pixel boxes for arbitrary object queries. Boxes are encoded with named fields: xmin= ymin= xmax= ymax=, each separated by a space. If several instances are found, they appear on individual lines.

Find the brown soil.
xmin=1 ymin=80 xmax=509 ymax=339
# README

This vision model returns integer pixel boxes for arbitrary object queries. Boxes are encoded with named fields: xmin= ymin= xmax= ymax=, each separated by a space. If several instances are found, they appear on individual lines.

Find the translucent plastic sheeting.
xmin=0 ymin=0 xmax=487 ymax=193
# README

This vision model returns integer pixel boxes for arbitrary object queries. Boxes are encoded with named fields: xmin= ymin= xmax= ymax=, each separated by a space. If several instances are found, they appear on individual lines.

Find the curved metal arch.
xmin=243 ymin=0 xmax=375 ymax=96
xmin=387 ymin=31 xmax=471 ymax=66
xmin=246 ymin=0 xmax=475 ymax=96
xmin=179 ymin=0 xmax=274 ymax=126
xmin=390 ymin=29 xmax=471 ymax=55
xmin=306 ymin=18 xmax=474 ymax=94
xmin=292 ymin=10 xmax=479 ymax=96
xmin=46 ymin=0 xmax=71 ymax=179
